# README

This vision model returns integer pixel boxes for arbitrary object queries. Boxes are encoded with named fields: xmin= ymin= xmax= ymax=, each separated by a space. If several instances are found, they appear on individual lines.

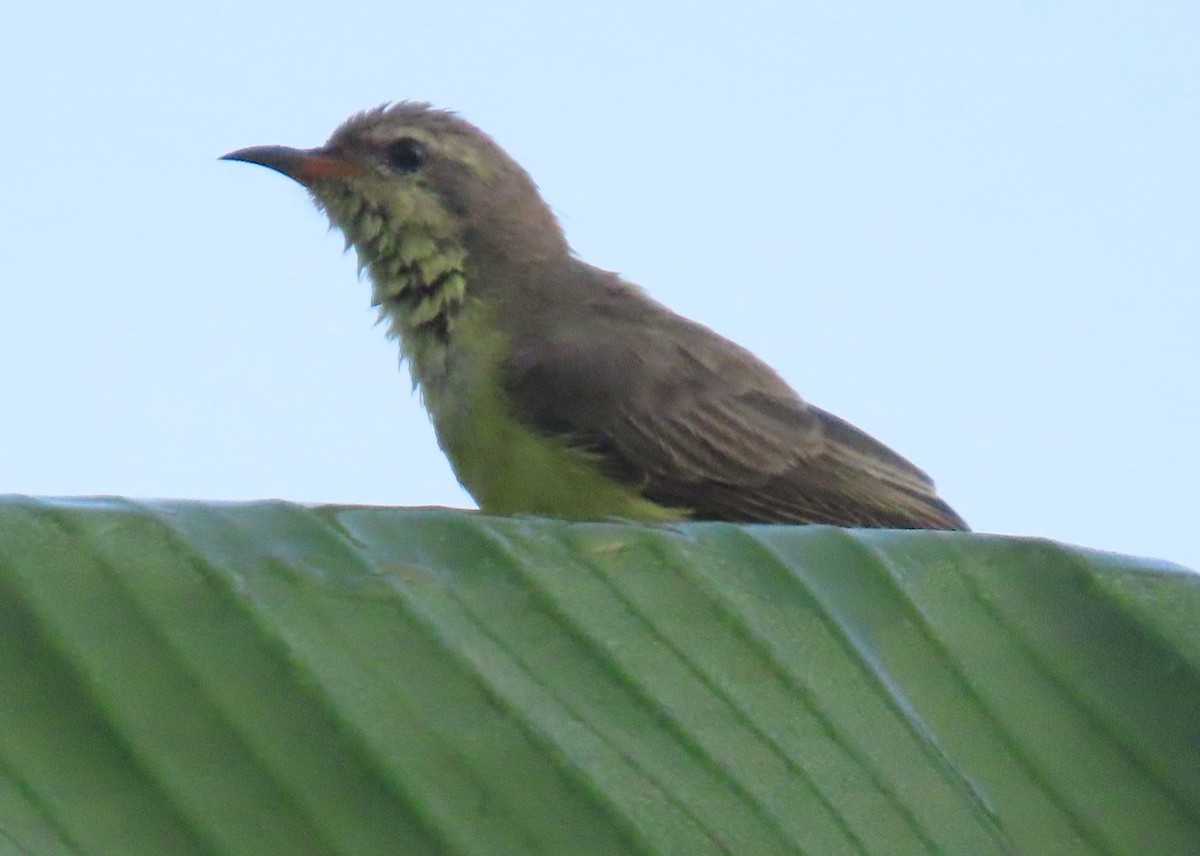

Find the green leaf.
xmin=0 ymin=497 xmax=1196 ymax=855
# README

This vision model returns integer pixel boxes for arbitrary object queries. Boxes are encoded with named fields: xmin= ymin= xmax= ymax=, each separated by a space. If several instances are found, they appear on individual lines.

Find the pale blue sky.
xmin=3 ymin=1 xmax=1196 ymax=569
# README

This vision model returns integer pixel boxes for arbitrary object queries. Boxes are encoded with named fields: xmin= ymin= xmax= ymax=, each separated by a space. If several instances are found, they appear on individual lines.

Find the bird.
xmin=221 ymin=102 xmax=968 ymax=530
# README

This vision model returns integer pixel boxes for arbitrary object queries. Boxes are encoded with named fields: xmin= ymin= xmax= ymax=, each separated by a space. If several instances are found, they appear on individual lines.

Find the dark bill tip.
xmin=220 ymin=145 xmax=362 ymax=184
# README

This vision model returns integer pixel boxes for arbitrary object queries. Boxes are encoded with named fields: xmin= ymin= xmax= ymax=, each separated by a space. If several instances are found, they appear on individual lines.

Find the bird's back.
xmin=497 ymin=259 xmax=969 ymax=530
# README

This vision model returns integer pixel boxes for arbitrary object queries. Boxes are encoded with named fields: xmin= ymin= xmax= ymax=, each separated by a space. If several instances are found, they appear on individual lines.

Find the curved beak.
xmin=219 ymin=145 xmax=363 ymax=185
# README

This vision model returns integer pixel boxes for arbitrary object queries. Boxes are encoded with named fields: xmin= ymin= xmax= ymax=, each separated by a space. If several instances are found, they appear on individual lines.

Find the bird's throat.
xmin=325 ymin=189 xmax=470 ymax=382
xmin=365 ymin=226 xmax=467 ymax=340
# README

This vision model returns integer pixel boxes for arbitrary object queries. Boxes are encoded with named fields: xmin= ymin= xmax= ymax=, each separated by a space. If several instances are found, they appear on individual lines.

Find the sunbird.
xmin=223 ymin=102 xmax=967 ymax=530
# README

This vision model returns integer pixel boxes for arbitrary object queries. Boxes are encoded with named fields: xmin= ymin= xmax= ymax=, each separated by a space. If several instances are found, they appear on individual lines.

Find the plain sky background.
xmin=2 ymin=2 xmax=1196 ymax=570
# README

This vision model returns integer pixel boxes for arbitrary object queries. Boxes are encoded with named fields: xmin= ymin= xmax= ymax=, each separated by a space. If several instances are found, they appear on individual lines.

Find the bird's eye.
xmin=385 ymin=137 xmax=426 ymax=173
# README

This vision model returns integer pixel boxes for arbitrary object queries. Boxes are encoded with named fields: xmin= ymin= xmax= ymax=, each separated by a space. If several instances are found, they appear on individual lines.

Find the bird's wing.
xmin=502 ymin=308 xmax=968 ymax=531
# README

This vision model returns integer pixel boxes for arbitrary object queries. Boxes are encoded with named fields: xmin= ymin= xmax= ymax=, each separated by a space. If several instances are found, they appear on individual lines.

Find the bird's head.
xmin=222 ymin=102 xmax=568 ymax=341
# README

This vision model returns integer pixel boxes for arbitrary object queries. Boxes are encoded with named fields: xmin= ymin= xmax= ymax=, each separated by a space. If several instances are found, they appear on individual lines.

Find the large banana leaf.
xmin=0 ymin=496 xmax=1196 ymax=855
